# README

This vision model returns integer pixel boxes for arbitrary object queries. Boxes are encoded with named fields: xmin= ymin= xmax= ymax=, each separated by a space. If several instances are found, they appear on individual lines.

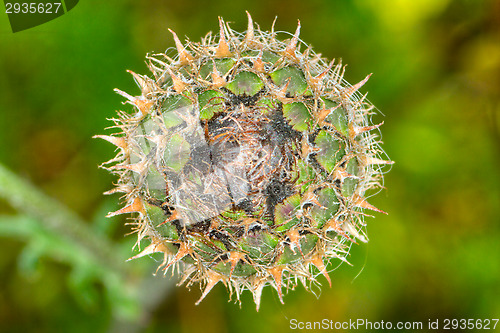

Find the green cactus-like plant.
xmin=96 ymin=13 xmax=392 ymax=310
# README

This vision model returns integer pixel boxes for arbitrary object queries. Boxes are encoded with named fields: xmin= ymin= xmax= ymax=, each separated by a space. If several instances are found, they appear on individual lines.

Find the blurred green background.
xmin=1 ymin=0 xmax=499 ymax=332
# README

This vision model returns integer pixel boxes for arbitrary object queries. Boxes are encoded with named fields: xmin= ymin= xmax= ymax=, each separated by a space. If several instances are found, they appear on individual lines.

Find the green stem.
xmin=0 ymin=163 xmax=176 ymax=325
xmin=0 ymin=162 xmax=128 ymax=277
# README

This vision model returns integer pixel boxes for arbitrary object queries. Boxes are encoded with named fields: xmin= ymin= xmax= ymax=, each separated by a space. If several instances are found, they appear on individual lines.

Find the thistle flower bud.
xmin=96 ymin=13 xmax=392 ymax=310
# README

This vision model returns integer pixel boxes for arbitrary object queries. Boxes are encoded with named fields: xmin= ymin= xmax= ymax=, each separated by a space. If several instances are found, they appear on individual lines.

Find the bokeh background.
xmin=1 ymin=0 xmax=499 ymax=332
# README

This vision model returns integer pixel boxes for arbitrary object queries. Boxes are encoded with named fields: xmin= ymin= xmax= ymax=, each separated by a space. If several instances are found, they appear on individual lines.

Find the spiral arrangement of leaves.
xmin=96 ymin=12 xmax=392 ymax=309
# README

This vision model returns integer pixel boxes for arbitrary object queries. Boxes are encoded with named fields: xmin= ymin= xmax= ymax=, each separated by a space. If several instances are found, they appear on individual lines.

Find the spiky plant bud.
xmin=96 ymin=13 xmax=392 ymax=310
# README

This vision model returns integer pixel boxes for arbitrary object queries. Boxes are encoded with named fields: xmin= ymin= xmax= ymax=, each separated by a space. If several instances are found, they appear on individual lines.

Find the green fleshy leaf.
xmin=241 ymin=231 xmax=279 ymax=260
xmin=277 ymin=234 xmax=319 ymax=264
xmin=255 ymin=97 xmax=278 ymax=115
xmin=146 ymin=204 xmax=179 ymax=240
xmin=145 ymin=166 xmax=167 ymax=201
xmin=261 ymin=51 xmax=280 ymax=64
xmin=221 ymin=210 xmax=246 ymax=221
xmin=162 ymin=95 xmax=193 ymax=128
xmin=193 ymin=241 xmax=220 ymax=261
xmin=311 ymin=188 xmax=340 ymax=228
xmin=198 ymin=90 xmax=225 ymax=119
xmin=162 ymin=94 xmax=192 ymax=112
xmin=232 ymin=262 xmax=258 ymax=277
xmin=342 ymin=158 xmax=359 ymax=197
xmin=211 ymin=239 xmax=227 ymax=252
xmin=226 ymin=71 xmax=264 ymax=96
xmin=212 ymin=260 xmax=258 ymax=277
xmin=275 ymin=193 xmax=301 ymax=230
xmin=296 ymin=159 xmax=317 ymax=191
xmin=322 ymin=98 xmax=349 ymax=136
xmin=314 ymin=130 xmax=345 ymax=173
xmin=275 ymin=218 xmax=300 ymax=233
xmin=164 ymin=133 xmax=190 ymax=172
xmin=270 ymin=66 xmax=308 ymax=95
xmin=199 ymin=58 xmax=236 ymax=79
xmin=283 ymin=102 xmax=312 ymax=132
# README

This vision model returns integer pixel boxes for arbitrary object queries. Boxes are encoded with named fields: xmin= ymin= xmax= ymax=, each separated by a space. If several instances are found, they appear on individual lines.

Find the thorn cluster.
xmin=95 ymin=12 xmax=392 ymax=310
